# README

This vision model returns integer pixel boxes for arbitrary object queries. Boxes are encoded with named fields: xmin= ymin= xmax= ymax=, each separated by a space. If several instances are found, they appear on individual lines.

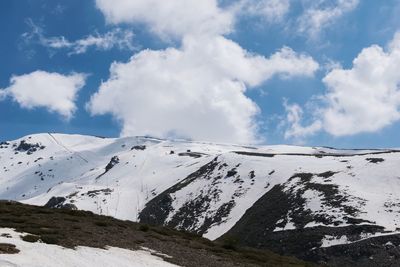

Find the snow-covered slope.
xmin=1 ymin=133 xmax=400 ymax=265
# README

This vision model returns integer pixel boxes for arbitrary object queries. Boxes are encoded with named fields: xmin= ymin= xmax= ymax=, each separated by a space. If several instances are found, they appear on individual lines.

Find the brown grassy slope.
xmin=0 ymin=201 xmax=318 ymax=267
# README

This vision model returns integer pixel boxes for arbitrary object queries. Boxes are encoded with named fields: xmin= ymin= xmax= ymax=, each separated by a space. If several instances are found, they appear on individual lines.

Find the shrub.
xmin=94 ymin=221 xmax=109 ymax=227
xmin=139 ymin=224 xmax=150 ymax=232
xmin=65 ymin=217 xmax=80 ymax=223
xmin=0 ymin=243 xmax=20 ymax=254
xmin=38 ymin=228 xmax=59 ymax=235
xmin=10 ymin=218 xmax=27 ymax=224
xmin=221 ymin=236 xmax=239 ymax=251
xmin=152 ymin=228 xmax=172 ymax=236
xmin=22 ymin=234 xmax=40 ymax=243
xmin=41 ymin=235 xmax=59 ymax=245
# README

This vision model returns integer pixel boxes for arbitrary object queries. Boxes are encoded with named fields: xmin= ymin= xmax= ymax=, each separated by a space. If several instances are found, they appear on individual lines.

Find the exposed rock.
xmin=44 ymin=197 xmax=77 ymax=210
xmin=366 ymin=158 xmax=385 ymax=164
xmin=131 ymin=145 xmax=146 ymax=150
xmin=14 ymin=140 xmax=45 ymax=155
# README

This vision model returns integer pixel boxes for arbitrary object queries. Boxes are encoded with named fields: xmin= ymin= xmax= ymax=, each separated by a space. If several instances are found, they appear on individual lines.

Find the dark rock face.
xmin=0 ymin=141 xmax=10 ymax=149
xmin=131 ymin=145 xmax=146 ymax=150
xmin=86 ymin=188 xmax=113 ymax=198
xmin=178 ymin=152 xmax=206 ymax=158
xmin=226 ymin=169 xmax=238 ymax=178
xmin=221 ymin=172 xmax=396 ymax=267
xmin=366 ymin=158 xmax=385 ymax=164
xmin=44 ymin=197 xmax=77 ymax=210
xmin=105 ymin=156 xmax=119 ymax=173
xmin=14 ymin=140 xmax=45 ymax=155
xmin=139 ymin=157 xmax=236 ymax=235
xmin=225 ymin=184 xmax=384 ymax=254
xmin=97 ymin=156 xmax=119 ymax=179
xmin=234 ymin=151 xmax=275 ymax=157
xmin=304 ymin=232 xmax=400 ymax=267
xmin=139 ymin=161 xmax=399 ymax=266
xmin=139 ymin=158 xmax=220 ymax=228
xmin=284 ymin=172 xmax=367 ymax=227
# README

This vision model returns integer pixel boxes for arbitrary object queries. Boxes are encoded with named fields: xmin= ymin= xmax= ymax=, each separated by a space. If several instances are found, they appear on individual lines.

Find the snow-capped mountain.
xmin=1 ymin=133 xmax=400 ymax=265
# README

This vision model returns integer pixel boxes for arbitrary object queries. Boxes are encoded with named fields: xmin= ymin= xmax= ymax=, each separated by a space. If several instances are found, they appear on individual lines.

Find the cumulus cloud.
xmin=298 ymin=0 xmax=359 ymax=38
xmin=239 ymin=0 xmax=290 ymax=22
xmin=322 ymin=32 xmax=400 ymax=136
xmin=0 ymin=90 xmax=7 ymax=101
xmin=22 ymin=19 xmax=135 ymax=55
xmin=87 ymin=35 xmax=318 ymax=143
xmin=92 ymin=0 xmax=319 ymax=143
xmin=284 ymin=101 xmax=322 ymax=140
xmin=285 ymin=32 xmax=400 ymax=139
xmin=95 ymin=0 xmax=234 ymax=39
xmin=236 ymin=0 xmax=358 ymax=38
xmin=0 ymin=71 xmax=86 ymax=119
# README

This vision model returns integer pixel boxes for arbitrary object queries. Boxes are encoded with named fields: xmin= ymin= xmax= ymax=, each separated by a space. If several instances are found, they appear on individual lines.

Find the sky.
xmin=1 ymin=0 xmax=400 ymax=148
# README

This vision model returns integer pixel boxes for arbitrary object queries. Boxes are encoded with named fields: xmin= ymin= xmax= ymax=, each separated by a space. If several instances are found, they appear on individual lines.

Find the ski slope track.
xmin=1 ymin=133 xmax=400 ymax=266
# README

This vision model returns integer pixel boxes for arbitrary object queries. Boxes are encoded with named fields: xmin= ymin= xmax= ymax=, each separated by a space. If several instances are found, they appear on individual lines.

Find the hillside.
xmin=1 ymin=133 xmax=400 ymax=266
xmin=0 ymin=201 xmax=310 ymax=267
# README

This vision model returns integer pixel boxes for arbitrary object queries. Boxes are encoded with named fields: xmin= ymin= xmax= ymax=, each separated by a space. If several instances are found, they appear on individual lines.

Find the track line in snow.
xmin=47 ymin=133 xmax=89 ymax=164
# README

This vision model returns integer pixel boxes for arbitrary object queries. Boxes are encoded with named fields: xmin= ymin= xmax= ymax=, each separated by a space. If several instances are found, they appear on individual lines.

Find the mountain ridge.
xmin=1 ymin=133 xmax=400 ymax=266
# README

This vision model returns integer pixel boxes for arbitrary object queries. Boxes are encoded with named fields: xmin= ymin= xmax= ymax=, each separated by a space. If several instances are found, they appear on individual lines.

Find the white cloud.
xmin=92 ymin=0 xmax=319 ymax=143
xmin=322 ymin=57 xmax=342 ymax=73
xmin=95 ymin=0 xmax=234 ymax=39
xmin=0 ymin=90 xmax=7 ymax=101
xmin=285 ymin=31 xmax=400 ymax=138
xmin=284 ymin=101 xmax=322 ymax=140
xmin=298 ymin=0 xmax=359 ymax=38
xmin=239 ymin=0 xmax=290 ymax=22
xmin=322 ymin=32 xmax=400 ymax=136
xmin=52 ymin=4 xmax=66 ymax=15
xmin=87 ymin=35 xmax=318 ymax=143
xmin=22 ymin=19 xmax=135 ymax=55
xmin=0 ymin=71 xmax=86 ymax=119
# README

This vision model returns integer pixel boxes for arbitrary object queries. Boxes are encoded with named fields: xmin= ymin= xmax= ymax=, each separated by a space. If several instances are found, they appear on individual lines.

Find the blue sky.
xmin=1 ymin=0 xmax=400 ymax=148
